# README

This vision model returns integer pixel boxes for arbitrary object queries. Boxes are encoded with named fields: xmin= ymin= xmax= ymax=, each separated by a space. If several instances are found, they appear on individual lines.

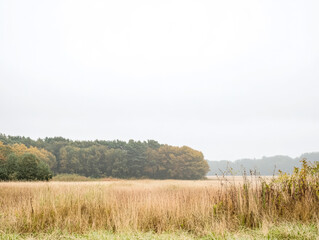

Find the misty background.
xmin=1 ymin=0 xmax=318 ymax=161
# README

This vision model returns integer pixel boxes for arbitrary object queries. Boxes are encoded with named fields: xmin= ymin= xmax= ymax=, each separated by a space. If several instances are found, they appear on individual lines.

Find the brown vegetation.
xmin=0 ymin=161 xmax=318 ymax=236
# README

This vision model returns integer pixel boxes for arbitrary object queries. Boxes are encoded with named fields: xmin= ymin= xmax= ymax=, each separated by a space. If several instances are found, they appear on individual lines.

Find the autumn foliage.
xmin=0 ymin=142 xmax=53 ymax=180
xmin=0 ymin=135 xmax=209 ymax=180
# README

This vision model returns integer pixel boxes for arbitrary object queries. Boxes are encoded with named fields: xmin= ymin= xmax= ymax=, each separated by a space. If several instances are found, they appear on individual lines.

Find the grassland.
xmin=0 ymin=174 xmax=318 ymax=239
xmin=1 ymin=223 xmax=318 ymax=240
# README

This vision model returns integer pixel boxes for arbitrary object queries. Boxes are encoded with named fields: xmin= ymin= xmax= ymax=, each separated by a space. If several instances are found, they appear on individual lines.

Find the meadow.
xmin=0 ymin=165 xmax=318 ymax=239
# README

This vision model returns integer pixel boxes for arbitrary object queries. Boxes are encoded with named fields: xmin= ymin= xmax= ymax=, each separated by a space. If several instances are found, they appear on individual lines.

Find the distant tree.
xmin=111 ymin=150 xmax=128 ymax=178
xmin=0 ymin=141 xmax=12 ymax=161
xmin=36 ymin=160 xmax=52 ymax=181
xmin=152 ymin=145 xmax=209 ymax=179
xmin=10 ymin=143 xmax=57 ymax=172
xmin=16 ymin=154 xmax=39 ymax=180
xmin=147 ymin=140 xmax=161 ymax=149
xmin=125 ymin=140 xmax=148 ymax=178
xmin=0 ymin=142 xmax=53 ymax=181
xmin=0 ymin=134 xmax=211 ymax=180
xmin=6 ymin=154 xmax=19 ymax=180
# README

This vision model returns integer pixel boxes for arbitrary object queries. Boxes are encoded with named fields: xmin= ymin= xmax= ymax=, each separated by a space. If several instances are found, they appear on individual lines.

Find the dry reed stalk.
xmin=0 ymin=177 xmax=318 ymax=235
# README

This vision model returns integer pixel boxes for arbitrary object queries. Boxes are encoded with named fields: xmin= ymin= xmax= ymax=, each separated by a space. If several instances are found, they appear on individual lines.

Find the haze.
xmin=1 ymin=0 xmax=318 ymax=161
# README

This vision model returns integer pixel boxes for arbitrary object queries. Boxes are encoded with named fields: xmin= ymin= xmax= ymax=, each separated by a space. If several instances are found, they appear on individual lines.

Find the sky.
xmin=0 ymin=0 xmax=319 ymax=161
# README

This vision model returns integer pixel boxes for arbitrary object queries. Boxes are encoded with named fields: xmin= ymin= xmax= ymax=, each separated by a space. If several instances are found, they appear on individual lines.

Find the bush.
xmin=0 ymin=153 xmax=52 ymax=181
xmin=275 ymin=158 xmax=319 ymax=201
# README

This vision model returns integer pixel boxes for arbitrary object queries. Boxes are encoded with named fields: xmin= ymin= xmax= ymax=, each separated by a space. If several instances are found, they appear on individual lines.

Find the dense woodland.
xmin=1 ymin=134 xmax=316 ymax=180
xmin=0 ymin=134 xmax=209 ymax=180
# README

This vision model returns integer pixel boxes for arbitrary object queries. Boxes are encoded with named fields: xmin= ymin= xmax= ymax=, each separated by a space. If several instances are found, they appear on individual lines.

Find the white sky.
xmin=1 ymin=0 xmax=319 ymax=161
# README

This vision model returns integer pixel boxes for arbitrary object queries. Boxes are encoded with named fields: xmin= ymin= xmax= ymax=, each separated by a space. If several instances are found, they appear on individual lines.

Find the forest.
xmin=0 ymin=134 xmax=209 ymax=180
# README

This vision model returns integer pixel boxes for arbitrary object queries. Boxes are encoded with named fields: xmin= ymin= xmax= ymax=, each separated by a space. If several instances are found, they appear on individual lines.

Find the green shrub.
xmin=0 ymin=153 xmax=52 ymax=181
xmin=276 ymin=158 xmax=319 ymax=201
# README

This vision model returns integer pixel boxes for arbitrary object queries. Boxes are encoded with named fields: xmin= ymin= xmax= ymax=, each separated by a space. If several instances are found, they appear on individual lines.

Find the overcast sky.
xmin=1 ymin=0 xmax=318 ymax=161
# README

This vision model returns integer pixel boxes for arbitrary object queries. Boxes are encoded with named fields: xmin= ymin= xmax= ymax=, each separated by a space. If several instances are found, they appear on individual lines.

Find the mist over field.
xmin=1 ymin=0 xmax=319 ymax=162
xmin=207 ymin=152 xmax=319 ymax=176
xmin=1 ymin=0 xmax=319 ymax=239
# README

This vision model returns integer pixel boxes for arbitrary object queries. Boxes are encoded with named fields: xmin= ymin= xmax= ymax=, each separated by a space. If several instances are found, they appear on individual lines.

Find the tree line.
xmin=0 ymin=134 xmax=209 ymax=180
xmin=207 ymin=153 xmax=319 ymax=176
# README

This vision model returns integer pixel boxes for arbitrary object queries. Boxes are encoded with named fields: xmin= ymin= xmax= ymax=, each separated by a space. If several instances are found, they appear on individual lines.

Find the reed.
xmin=0 ymin=161 xmax=318 ymax=236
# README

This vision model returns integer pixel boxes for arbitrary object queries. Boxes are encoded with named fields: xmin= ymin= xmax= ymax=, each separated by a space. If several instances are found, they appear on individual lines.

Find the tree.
xmin=125 ymin=140 xmax=148 ymax=178
xmin=0 ymin=134 xmax=210 ymax=180
xmin=17 ymin=154 xmax=40 ymax=180
xmin=153 ymin=145 xmax=209 ymax=179
xmin=36 ymin=161 xmax=52 ymax=181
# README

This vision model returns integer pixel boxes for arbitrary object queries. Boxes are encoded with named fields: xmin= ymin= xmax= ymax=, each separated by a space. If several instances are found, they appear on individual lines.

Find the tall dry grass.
xmin=0 ymin=169 xmax=318 ymax=236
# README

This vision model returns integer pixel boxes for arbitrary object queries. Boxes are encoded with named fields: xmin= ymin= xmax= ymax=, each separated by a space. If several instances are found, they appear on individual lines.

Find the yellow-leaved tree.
xmin=10 ymin=143 xmax=57 ymax=171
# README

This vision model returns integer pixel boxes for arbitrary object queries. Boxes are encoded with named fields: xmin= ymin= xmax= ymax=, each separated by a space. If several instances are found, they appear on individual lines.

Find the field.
xmin=0 ymin=175 xmax=318 ymax=239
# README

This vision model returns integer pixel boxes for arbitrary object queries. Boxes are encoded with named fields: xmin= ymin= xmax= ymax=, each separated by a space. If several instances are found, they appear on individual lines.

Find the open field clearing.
xmin=0 ymin=173 xmax=318 ymax=239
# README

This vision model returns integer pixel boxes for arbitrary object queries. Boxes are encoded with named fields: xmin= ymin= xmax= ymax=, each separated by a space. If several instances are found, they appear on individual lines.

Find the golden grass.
xmin=0 ymin=177 xmax=318 ymax=236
